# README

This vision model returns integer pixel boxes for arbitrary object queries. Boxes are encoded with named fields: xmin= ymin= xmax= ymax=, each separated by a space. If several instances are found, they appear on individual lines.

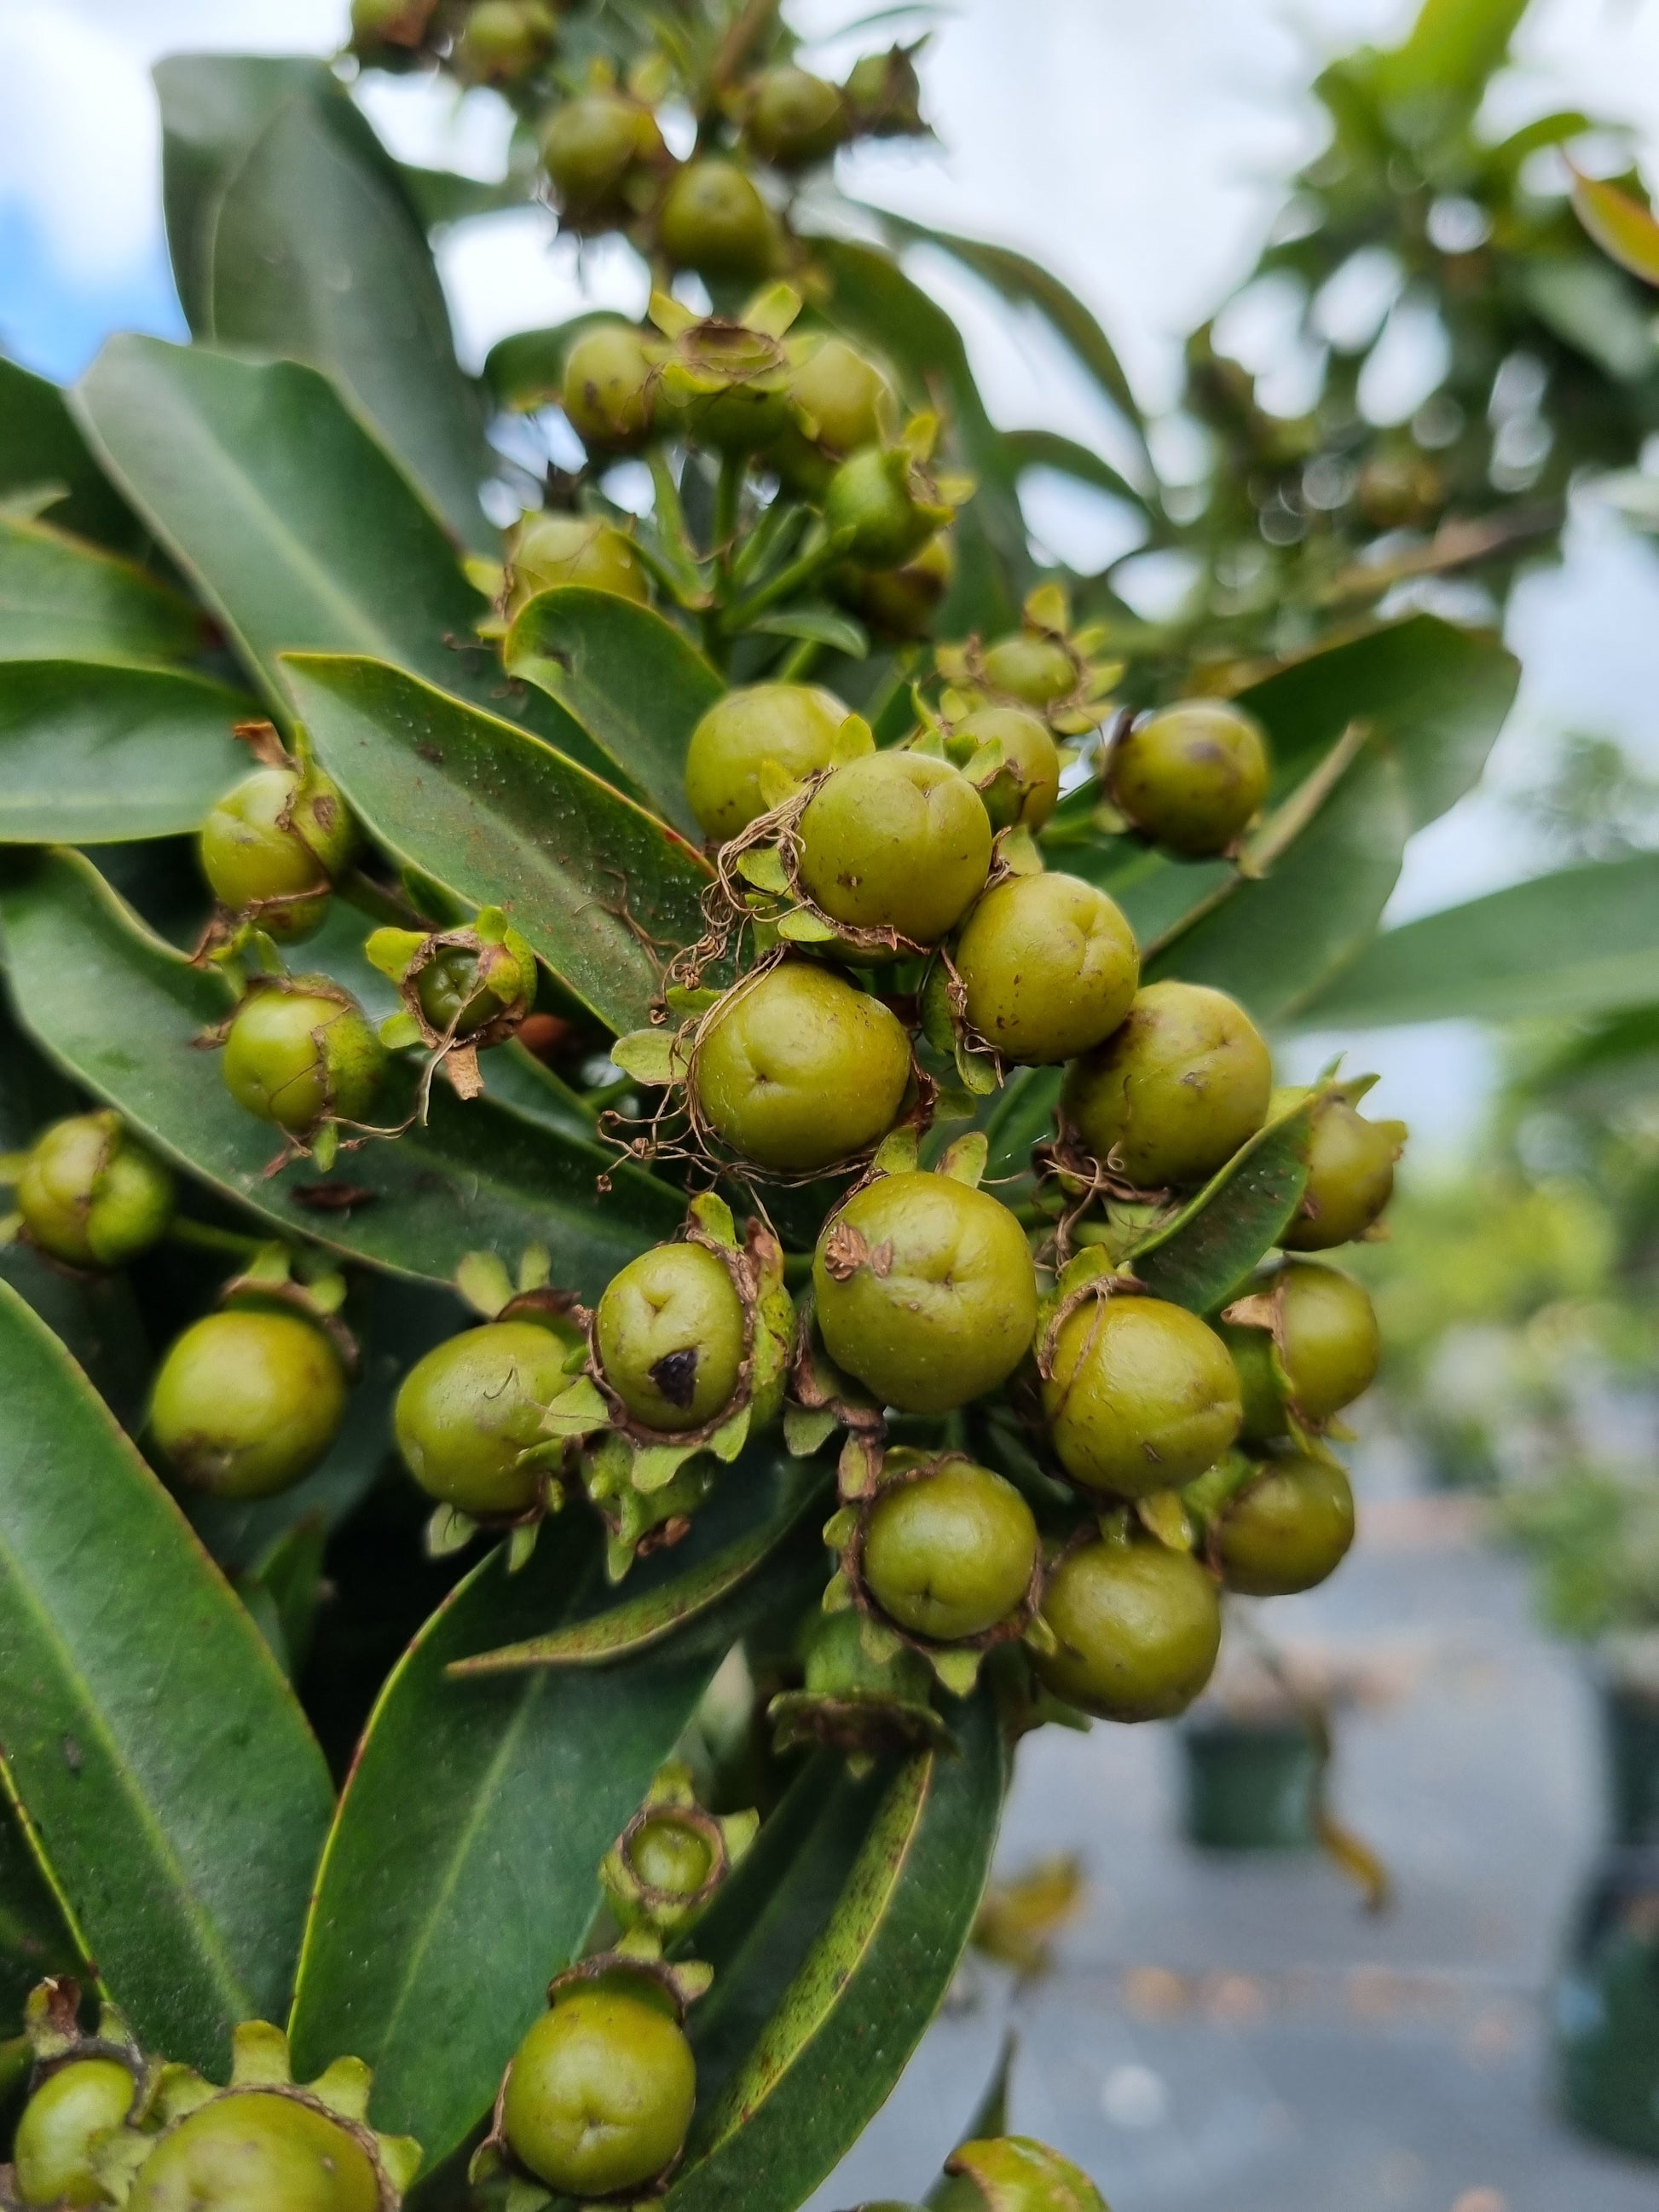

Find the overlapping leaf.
xmin=0 ymin=358 xmax=142 ymax=552
xmin=0 ymin=517 xmax=204 ymax=667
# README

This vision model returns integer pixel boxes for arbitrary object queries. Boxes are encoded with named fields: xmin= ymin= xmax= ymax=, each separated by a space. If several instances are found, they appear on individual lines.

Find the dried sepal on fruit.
xmin=768 ymin=1605 xmax=953 ymax=1771
xmin=647 ymin=285 xmax=808 ymax=457
xmin=1 ymin=1979 xmax=154 ymax=2212
xmin=599 ymin=1761 xmax=758 ymax=1937
xmin=936 ymin=584 xmax=1123 ymax=738
xmin=366 ymin=908 xmax=537 ymax=1101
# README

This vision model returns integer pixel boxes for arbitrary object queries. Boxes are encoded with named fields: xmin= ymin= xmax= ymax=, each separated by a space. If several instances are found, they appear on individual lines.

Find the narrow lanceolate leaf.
xmin=0 ymin=516 xmax=204 ymax=667
xmin=0 ymin=1280 xmax=333 ymax=2071
xmin=1128 ymin=1100 xmax=1314 ymax=1315
xmin=0 ymin=850 xmax=681 ymax=1295
xmin=664 ymin=1693 xmax=1007 ymax=2212
xmin=0 ymin=661 xmax=252 ymax=842
xmin=1 ymin=1793 xmax=84 ymax=2034
xmin=286 ymin=655 xmax=711 ymax=1035
xmin=287 ymin=1499 xmax=825 ymax=2170
xmin=1571 ymin=169 xmax=1659 ymax=290
xmin=0 ymin=358 xmax=142 ymax=552
xmin=506 ymin=587 xmax=722 ymax=838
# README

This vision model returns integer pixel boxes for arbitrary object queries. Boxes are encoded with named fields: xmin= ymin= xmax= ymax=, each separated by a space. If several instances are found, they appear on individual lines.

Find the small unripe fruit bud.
xmin=14 ymin=2059 xmax=136 ymax=2208
xmin=787 ymin=339 xmax=892 ymax=458
xmin=824 ymin=445 xmax=934 ymax=569
xmin=1225 ymin=1261 xmax=1379 ymax=1437
xmin=1107 ymin=700 xmax=1269 ymax=858
xmin=955 ymin=873 xmax=1138 ymax=1066
xmin=1216 ymin=1453 xmax=1355 ymax=1596
xmin=627 ymin=1815 xmax=714 ymax=1897
xmin=944 ymin=2134 xmax=1113 ymax=2212
xmin=127 ymin=2092 xmax=380 ymax=2212
xmin=657 ymin=160 xmax=775 ymax=283
xmin=151 ymin=1308 xmax=348 ymax=1499
xmin=413 ymin=945 xmax=517 ymax=1040
xmin=1036 ymin=1538 xmax=1221 ymax=1721
xmin=1042 ymin=1294 xmax=1240 ymax=1499
xmin=692 ymin=962 xmax=910 ymax=1172
xmin=503 ymin=1990 xmax=696 ymax=2198
xmin=506 ymin=510 xmax=648 ymax=615
xmin=980 ymin=631 xmax=1075 ymax=709
xmin=1280 ymin=1084 xmax=1404 ymax=1250
xmin=684 ymin=683 xmax=857 ymax=841
xmin=956 ymin=706 xmax=1061 ymax=831
xmin=541 ymin=93 xmax=662 ymax=222
xmin=199 ymin=765 xmax=355 ymax=943
xmin=1061 ymin=980 xmax=1271 ymax=1189
xmin=558 ymin=328 xmax=657 ymax=456
xmin=796 ymin=751 xmax=991 ymax=946
xmin=396 ymin=1320 xmax=577 ymax=1515
xmin=744 ymin=66 xmax=847 ymax=167
xmin=453 ymin=1 xmax=556 ymax=85
xmin=222 ymin=981 xmax=386 ymax=1139
xmin=814 ymin=1172 xmax=1037 ymax=1414
xmin=862 ymin=1458 xmax=1038 ymax=1641
xmin=15 ymin=1110 xmax=175 ymax=1268
xmin=595 ymin=1241 xmax=747 ymax=1432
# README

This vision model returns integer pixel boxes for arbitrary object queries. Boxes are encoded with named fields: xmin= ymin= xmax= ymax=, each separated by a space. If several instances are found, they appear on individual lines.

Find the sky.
xmin=7 ymin=0 xmax=1659 ymax=1153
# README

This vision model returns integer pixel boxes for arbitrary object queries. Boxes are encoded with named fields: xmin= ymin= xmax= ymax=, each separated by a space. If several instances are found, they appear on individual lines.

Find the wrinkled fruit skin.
xmin=507 ymin=510 xmax=647 ymax=614
xmin=628 ymin=1816 xmax=714 ymax=1897
xmin=685 ymin=682 xmax=856 ymax=840
xmin=1216 ymin=1453 xmax=1356 ymax=1597
xmin=1042 ymin=1294 xmax=1241 ymax=1499
xmin=814 ymin=1171 xmax=1038 ymax=1413
xmin=151 ymin=1309 xmax=348 ymax=1499
xmin=542 ymin=94 xmax=661 ymax=221
xmin=980 ymin=632 xmax=1075 ymax=709
xmin=1243 ymin=1260 xmax=1380 ymax=1430
xmin=693 ymin=962 xmax=910 ymax=1171
xmin=862 ymin=1460 xmax=1038 ymax=1642
xmin=222 ymin=985 xmax=386 ymax=1138
xmin=16 ymin=1110 xmax=175 ymax=1268
xmin=1281 ymin=1087 xmax=1403 ymax=1250
xmin=745 ymin=66 xmax=846 ymax=166
xmin=956 ymin=872 xmax=1139 ymax=1066
xmin=956 ymin=705 xmax=1061 ymax=830
xmin=945 ymin=2134 xmax=1113 ymax=2212
xmin=503 ymin=1990 xmax=696 ymax=2198
xmin=395 ymin=1320 xmax=576 ymax=1515
xmin=14 ymin=2059 xmax=136 ymax=2208
xmin=1036 ymin=1539 xmax=1222 ymax=1722
xmin=1061 ymin=979 xmax=1271 ymax=1189
xmin=1108 ymin=700 xmax=1269 ymax=858
xmin=595 ymin=1241 xmax=747 ymax=1432
xmin=127 ymin=2093 xmax=379 ymax=2212
xmin=657 ymin=159 xmax=774 ymax=282
xmin=797 ymin=751 xmax=991 ymax=945
xmin=199 ymin=766 xmax=351 ymax=942
xmin=823 ymin=446 xmax=933 ymax=569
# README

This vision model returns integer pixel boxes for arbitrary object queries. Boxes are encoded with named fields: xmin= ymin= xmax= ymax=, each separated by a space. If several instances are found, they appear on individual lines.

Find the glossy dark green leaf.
xmin=664 ymin=1691 xmax=1007 ymax=2212
xmin=0 ymin=358 xmax=141 ymax=552
xmin=0 ymin=517 xmax=204 ymax=667
xmin=1129 ymin=1100 xmax=1314 ymax=1314
xmin=506 ymin=587 xmax=721 ymax=837
xmin=0 ymin=849 xmax=681 ymax=1295
xmin=483 ymin=315 xmax=618 ymax=411
xmin=0 ymin=1279 xmax=333 ymax=2071
xmin=398 ymin=162 xmax=536 ymax=228
xmin=0 ymin=661 xmax=252 ymax=842
xmin=286 ymin=653 xmax=711 ymax=1035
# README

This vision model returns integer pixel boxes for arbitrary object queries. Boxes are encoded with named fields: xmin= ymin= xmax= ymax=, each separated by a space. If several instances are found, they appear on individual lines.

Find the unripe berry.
xmin=503 ymin=1990 xmax=695 ymax=2198
xmin=559 ymin=327 xmax=657 ymax=456
xmin=395 ymin=1320 xmax=577 ymax=1515
xmin=627 ymin=1815 xmax=714 ymax=1897
xmin=862 ymin=1459 xmax=1038 ymax=1641
xmin=823 ymin=445 xmax=934 ymax=569
xmin=151 ymin=1309 xmax=348 ymax=1499
xmin=1225 ymin=1260 xmax=1379 ymax=1437
xmin=453 ymin=1 xmax=556 ymax=85
xmin=506 ymin=511 xmax=648 ymax=616
xmin=413 ymin=945 xmax=517 ymax=1040
xmin=955 ymin=873 xmax=1139 ymax=1066
xmin=1061 ymin=980 xmax=1271 ymax=1189
xmin=1036 ymin=1537 xmax=1221 ymax=1721
xmin=1280 ymin=1084 xmax=1404 ymax=1250
xmin=199 ymin=765 xmax=355 ymax=943
xmin=15 ymin=1110 xmax=175 ymax=1268
xmin=126 ymin=2093 xmax=379 ymax=2212
xmin=788 ymin=340 xmax=892 ymax=458
xmin=692 ymin=962 xmax=910 ymax=1172
xmin=944 ymin=2134 xmax=1113 ymax=2212
xmin=956 ymin=705 xmax=1061 ymax=831
xmin=1041 ymin=1294 xmax=1240 ymax=1499
xmin=838 ymin=532 xmax=954 ymax=641
xmin=685 ymin=683 xmax=857 ymax=840
xmin=595 ymin=1241 xmax=747 ymax=1432
xmin=1108 ymin=700 xmax=1269 ymax=858
xmin=222 ymin=981 xmax=386 ymax=1139
xmin=796 ymin=751 xmax=991 ymax=945
xmin=350 ymin=0 xmax=436 ymax=53
xmin=657 ymin=160 xmax=775 ymax=283
xmin=1215 ymin=1453 xmax=1355 ymax=1596
xmin=541 ymin=94 xmax=662 ymax=222
xmin=744 ymin=66 xmax=847 ymax=167
xmin=980 ymin=631 xmax=1075 ymax=709
xmin=14 ymin=2059 xmax=136 ymax=2208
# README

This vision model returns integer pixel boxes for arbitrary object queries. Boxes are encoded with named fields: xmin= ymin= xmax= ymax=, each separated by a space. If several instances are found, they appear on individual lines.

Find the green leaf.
xmin=0 ymin=516 xmax=204 ymax=667
xmin=505 ymin=587 xmax=723 ymax=838
xmin=0 ymin=661 xmax=253 ymax=842
xmin=1128 ymin=1099 xmax=1314 ymax=1314
xmin=0 ymin=1279 xmax=333 ymax=2071
xmin=0 ymin=1793 xmax=84 ymax=2036
xmin=1570 ymin=168 xmax=1659 ymax=291
xmin=483 ymin=315 xmax=620 ymax=412
xmin=1003 ymin=427 xmax=1153 ymax=521
xmin=664 ymin=1692 xmax=1007 ymax=2212
xmin=1378 ymin=0 xmax=1529 ymax=105
xmin=1519 ymin=254 xmax=1658 ymax=382
xmin=0 ymin=849 xmax=681 ymax=1295
xmin=0 ymin=358 xmax=142 ymax=553
xmin=1294 ymin=853 xmax=1659 ymax=1029
xmin=398 ymin=162 xmax=536 ymax=228
xmin=286 ymin=653 xmax=712 ymax=1035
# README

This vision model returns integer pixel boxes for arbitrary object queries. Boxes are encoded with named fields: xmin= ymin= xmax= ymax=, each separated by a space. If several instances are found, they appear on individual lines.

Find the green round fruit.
xmin=503 ymin=1990 xmax=696 ymax=2198
xmin=1108 ymin=700 xmax=1269 ymax=858
xmin=395 ymin=1320 xmax=577 ymax=1516
xmin=1035 ymin=1538 xmax=1221 ymax=1722
xmin=1266 ymin=1260 xmax=1380 ymax=1426
xmin=745 ymin=66 xmax=846 ymax=166
xmin=787 ymin=339 xmax=891 ymax=458
xmin=955 ymin=872 xmax=1139 ymax=1066
xmin=1357 ymin=448 xmax=1443 ymax=529
xmin=795 ymin=750 xmax=991 ymax=945
xmin=454 ymin=1 xmax=555 ymax=84
xmin=945 ymin=2136 xmax=1112 ymax=2212
xmin=559 ymin=326 xmax=657 ymax=455
xmin=127 ymin=2092 xmax=380 ymax=2212
xmin=837 ymin=532 xmax=954 ymax=640
xmin=16 ymin=1110 xmax=175 ymax=1268
xmin=14 ymin=2059 xmax=136 ymax=2208
xmin=955 ymin=705 xmax=1061 ymax=830
xmin=692 ymin=962 xmax=911 ymax=1171
xmin=1216 ymin=1453 xmax=1356 ymax=1597
xmin=685 ymin=683 xmax=856 ymax=841
xmin=861 ymin=1459 xmax=1038 ymax=1642
xmin=222 ymin=983 xmax=386 ymax=1138
xmin=199 ymin=766 xmax=354 ymax=942
xmin=627 ymin=1815 xmax=714 ymax=1897
xmin=813 ymin=1171 xmax=1038 ymax=1413
xmin=413 ymin=934 xmax=532 ymax=1040
xmin=657 ymin=159 xmax=775 ymax=282
xmin=351 ymin=0 xmax=435 ymax=50
xmin=541 ymin=93 xmax=661 ymax=220
xmin=823 ymin=446 xmax=934 ymax=569
xmin=151 ymin=1309 xmax=348 ymax=1500
xmin=1061 ymin=979 xmax=1271 ymax=1189
xmin=980 ymin=632 xmax=1075 ymax=709
xmin=1280 ymin=1085 xmax=1404 ymax=1250
xmin=506 ymin=510 xmax=647 ymax=615
xmin=1041 ymin=1293 xmax=1240 ymax=1499
xmin=595 ymin=1241 xmax=747 ymax=1433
